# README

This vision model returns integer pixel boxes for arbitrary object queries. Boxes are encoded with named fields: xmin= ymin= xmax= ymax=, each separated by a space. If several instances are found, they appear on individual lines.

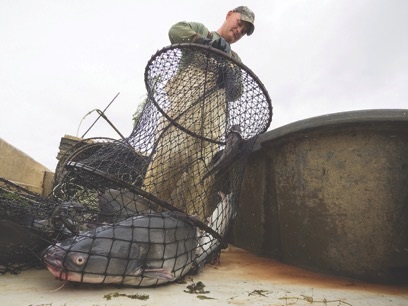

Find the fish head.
xmin=42 ymin=245 xmax=95 ymax=282
xmin=42 ymin=231 xmax=146 ymax=284
xmin=226 ymin=129 xmax=243 ymax=147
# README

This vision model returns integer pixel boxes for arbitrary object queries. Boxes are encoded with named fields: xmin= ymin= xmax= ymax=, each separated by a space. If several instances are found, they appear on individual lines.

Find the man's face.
xmin=221 ymin=12 xmax=250 ymax=44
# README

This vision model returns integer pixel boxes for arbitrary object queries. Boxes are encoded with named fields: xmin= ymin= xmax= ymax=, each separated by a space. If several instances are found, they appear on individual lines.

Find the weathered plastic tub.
xmin=233 ymin=109 xmax=408 ymax=284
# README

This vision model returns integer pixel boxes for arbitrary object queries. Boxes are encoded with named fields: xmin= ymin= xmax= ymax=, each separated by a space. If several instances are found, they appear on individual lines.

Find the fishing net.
xmin=1 ymin=44 xmax=272 ymax=286
xmin=0 ymin=177 xmax=70 ymax=274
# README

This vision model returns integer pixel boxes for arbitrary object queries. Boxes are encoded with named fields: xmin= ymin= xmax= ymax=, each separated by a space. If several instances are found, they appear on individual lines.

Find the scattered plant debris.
xmin=279 ymin=294 xmax=352 ymax=305
xmin=103 ymin=292 xmax=149 ymax=301
xmin=248 ymin=289 xmax=272 ymax=297
xmin=183 ymin=279 xmax=218 ymax=300
xmin=184 ymin=280 xmax=209 ymax=294
xmin=197 ymin=295 xmax=215 ymax=300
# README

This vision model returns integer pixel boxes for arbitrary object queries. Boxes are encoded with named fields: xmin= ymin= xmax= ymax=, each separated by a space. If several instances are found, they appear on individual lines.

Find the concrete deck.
xmin=1 ymin=245 xmax=407 ymax=306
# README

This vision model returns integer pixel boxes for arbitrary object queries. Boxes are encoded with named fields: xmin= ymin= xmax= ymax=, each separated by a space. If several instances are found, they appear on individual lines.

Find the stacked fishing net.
xmin=0 ymin=177 xmax=66 ymax=274
xmin=1 ymin=44 xmax=272 ymax=286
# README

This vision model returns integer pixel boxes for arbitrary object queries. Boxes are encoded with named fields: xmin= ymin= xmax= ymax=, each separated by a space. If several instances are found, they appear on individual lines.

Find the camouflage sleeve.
xmin=168 ymin=21 xmax=242 ymax=64
xmin=168 ymin=21 xmax=210 ymax=44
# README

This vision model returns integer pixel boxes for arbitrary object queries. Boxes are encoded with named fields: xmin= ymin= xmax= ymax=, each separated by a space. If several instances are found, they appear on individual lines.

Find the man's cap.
xmin=233 ymin=6 xmax=255 ymax=36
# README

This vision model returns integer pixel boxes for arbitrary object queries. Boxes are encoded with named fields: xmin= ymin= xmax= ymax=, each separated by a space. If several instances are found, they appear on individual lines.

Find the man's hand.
xmin=210 ymin=37 xmax=231 ymax=54
xmin=193 ymin=35 xmax=231 ymax=54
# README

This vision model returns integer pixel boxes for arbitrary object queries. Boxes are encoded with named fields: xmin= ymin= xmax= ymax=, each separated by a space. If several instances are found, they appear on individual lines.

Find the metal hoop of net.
xmin=1 ymin=44 xmax=272 ymax=286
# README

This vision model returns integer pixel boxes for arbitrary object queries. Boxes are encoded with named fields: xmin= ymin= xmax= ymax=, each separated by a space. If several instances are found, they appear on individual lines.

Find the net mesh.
xmin=0 ymin=177 xmax=66 ymax=274
xmin=0 ymin=44 xmax=272 ymax=286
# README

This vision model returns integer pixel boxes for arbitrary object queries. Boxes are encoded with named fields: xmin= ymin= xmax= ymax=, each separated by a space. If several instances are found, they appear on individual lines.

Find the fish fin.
xmin=143 ymin=268 xmax=175 ymax=280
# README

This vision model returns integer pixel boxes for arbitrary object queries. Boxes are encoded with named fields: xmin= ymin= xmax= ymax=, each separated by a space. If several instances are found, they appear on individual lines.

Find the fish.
xmin=194 ymin=191 xmax=236 ymax=270
xmin=201 ymin=125 xmax=243 ymax=183
xmin=97 ymin=188 xmax=158 ymax=223
xmin=42 ymin=211 xmax=197 ymax=287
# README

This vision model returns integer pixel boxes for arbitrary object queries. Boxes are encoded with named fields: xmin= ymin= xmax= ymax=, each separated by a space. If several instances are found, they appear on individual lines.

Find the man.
xmin=168 ymin=6 xmax=255 ymax=62
xmin=143 ymin=6 xmax=255 ymax=220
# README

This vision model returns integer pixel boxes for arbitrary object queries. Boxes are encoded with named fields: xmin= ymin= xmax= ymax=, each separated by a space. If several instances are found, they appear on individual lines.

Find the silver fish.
xmin=201 ymin=125 xmax=243 ymax=183
xmin=97 ymin=189 xmax=158 ymax=223
xmin=194 ymin=191 xmax=236 ymax=269
xmin=42 ymin=211 xmax=197 ymax=287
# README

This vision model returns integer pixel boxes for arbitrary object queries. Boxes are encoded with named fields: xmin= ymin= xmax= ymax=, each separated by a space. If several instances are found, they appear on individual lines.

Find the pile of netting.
xmin=0 ymin=44 xmax=272 ymax=286
xmin=0 ymin=177 xmax=69 ymax=274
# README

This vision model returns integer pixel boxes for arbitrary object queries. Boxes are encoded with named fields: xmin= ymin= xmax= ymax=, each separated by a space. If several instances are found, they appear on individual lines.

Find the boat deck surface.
xmin=0 ymin=245 xmax=407 ymax=306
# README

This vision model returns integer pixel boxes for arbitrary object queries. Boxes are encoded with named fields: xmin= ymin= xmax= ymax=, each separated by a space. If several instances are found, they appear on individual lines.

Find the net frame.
xmin=1 ymin=44 xmax=272 ymax=286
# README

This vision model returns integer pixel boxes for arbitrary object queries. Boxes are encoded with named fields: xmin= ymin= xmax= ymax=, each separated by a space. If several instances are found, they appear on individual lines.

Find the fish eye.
xmin=73 ymin=254 xmax=86 ymax=266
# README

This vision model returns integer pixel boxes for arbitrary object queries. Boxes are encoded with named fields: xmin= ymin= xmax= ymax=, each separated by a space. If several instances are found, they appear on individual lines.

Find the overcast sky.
xmin=1 ymin=0 xmax=407 ymax=171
